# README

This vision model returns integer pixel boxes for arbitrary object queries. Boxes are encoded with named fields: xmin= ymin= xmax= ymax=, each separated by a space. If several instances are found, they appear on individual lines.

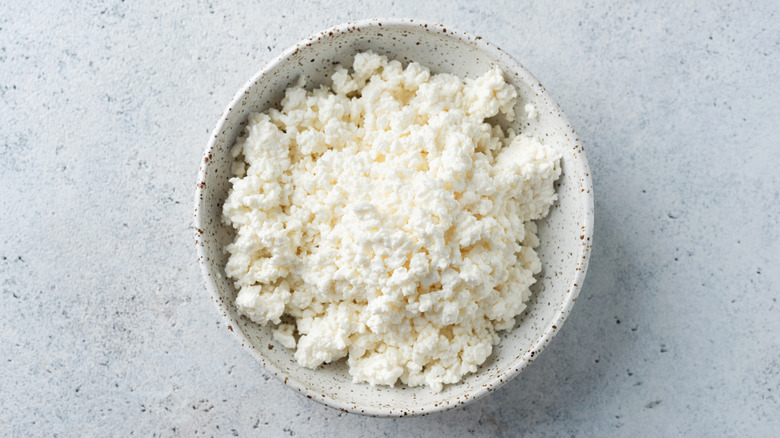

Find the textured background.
xmin=1 ymin=1 xmax=778 ymax=436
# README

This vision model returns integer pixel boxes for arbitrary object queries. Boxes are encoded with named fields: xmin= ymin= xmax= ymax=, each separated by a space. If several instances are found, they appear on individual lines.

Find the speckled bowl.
xmin=194 ymin=18 xmax=593 ymax=417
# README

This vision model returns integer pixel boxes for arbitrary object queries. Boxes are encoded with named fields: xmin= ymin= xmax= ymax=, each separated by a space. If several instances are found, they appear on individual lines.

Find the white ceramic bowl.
xmin=195 ymin=18 xmax=593 ymax=417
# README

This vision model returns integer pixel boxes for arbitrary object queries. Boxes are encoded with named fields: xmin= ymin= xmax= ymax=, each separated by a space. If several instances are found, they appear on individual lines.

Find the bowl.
xmin=194 ymin=18 xmax=593 ymax=417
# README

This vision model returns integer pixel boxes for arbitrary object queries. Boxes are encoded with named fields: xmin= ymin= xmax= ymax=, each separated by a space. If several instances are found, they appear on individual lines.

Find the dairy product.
xmin=222 ymin=52 xmax=561 ymax=391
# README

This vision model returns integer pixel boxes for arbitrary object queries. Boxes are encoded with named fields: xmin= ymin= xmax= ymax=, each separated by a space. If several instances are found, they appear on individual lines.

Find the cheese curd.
xmin=223 ymin=52 xmax=561 ymax=392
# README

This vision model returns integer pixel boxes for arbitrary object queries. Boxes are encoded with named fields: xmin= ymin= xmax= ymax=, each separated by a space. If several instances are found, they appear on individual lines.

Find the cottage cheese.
xmin=223 ymin=52 xmax=561 ymax=391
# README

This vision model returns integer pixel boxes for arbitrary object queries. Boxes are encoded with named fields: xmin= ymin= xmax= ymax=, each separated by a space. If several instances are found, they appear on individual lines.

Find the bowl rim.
xmin=194 ymin=17 xmax=594 ymax=417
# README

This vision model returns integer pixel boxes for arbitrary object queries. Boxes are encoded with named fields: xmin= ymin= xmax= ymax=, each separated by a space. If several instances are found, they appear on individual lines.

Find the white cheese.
xmin=223 ymin=51 xmax=562 ymax=392
xmin=272 ymin=323 xmax=296 ymax=349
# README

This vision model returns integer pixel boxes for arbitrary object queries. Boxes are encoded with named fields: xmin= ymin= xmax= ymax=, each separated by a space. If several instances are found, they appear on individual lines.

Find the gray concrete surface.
xmin=1 ymin=1 xmax=778 ymax=436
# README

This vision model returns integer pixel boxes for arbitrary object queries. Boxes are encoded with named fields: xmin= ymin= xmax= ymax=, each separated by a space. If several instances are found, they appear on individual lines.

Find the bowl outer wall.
xmin=194 ymin=18 xmax=594 ymax=417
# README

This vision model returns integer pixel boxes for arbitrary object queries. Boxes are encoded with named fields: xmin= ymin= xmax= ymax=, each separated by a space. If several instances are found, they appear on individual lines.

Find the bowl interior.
xmin=195 ymin=19 xmax=593 ymax=416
